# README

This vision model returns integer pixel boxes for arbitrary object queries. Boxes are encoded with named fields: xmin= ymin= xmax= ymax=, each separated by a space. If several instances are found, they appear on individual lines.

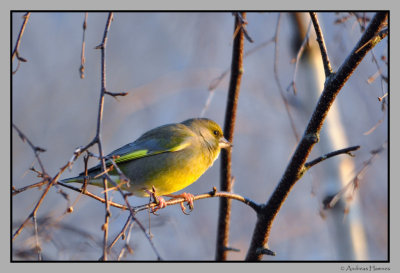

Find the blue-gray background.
xmin=12 ymin=12 xmax=388 ymax=260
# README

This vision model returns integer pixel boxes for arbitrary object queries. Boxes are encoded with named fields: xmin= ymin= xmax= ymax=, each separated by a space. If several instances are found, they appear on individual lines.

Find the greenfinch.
xmin=62 ymin=118 xmax=231 ymax=212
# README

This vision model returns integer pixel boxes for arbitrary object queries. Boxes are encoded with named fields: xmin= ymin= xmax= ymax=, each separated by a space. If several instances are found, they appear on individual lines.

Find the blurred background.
xmin=12 ymin=12 xmax=388 ymax=261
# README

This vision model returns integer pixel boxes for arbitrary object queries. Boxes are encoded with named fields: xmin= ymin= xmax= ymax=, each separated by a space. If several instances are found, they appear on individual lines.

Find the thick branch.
xmin=245 ymin=11 xmax=388 ymax=261
xmin=216 ymin=12 xmax=245 ymax=261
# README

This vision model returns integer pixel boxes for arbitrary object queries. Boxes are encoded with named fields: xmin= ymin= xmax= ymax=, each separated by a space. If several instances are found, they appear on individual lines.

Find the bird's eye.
xmin=213 ymin=130 xmax=219 ymax=136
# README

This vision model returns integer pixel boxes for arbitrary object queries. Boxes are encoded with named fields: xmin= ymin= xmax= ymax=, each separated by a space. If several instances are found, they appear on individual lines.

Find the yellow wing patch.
xmin=168 ymin=140 xmax=191 ymax=152
xmin=113 ymin=141 xmax=191 ymax=164
xmin=114 ymin=149 xmax=149 ymax=163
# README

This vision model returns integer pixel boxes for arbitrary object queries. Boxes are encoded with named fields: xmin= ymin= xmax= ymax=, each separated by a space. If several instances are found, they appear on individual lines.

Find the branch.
xmin=107 ymin=215 xmax=133 ymax=253
xmin=13 ymin=162 xmax=71 ymax=241
xmin=245 ymin=11 xmax=388 ymax=261
xmin=323 ymin=142 xmax=385 ymax=211
xmin=12 ymin=12 xmax=30 ymax=73
xmin=79 ymin=12 xmax=88 ymax=79
xmin=216 ymin=12 xmax=246 ymax=261
xmin=304 ymin=145 xmax=360 ymax=169
xmin=12 ymin=129 xmax=100 ymax=241
xmin=133 ymin=187 xmax=261 ymax=213
xmin=287 ymin=21 xmax=312 ymax=95
xmin=94 ymin=12 xmax=114 ymax=261
xmin=56 ymin=181 xmax=128 ymax=210
xmin=12 ymin=13 xmax=163 ymax=260
xmin=105 ymin=90 xmax=128 ymax=99
xmin=309 ymin=12 xmax=333 ymax=77
xmin=201 ymin=36 xmax=274 ymax=117
xmin=273 ymin=13 xmax=300 ymax=142
xmin=12 ymin=124 xmax=47 ymax=176
xmin=12 ymin=180 xmax=49 ymax=195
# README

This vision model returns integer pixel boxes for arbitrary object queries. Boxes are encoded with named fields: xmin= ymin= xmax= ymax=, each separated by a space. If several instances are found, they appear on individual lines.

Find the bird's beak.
xmin=219 ymin=137 xmax=232 ymax=149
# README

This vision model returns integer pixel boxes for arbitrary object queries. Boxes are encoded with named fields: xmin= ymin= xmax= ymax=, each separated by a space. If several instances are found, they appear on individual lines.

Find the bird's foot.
xmin=166 ymin=192 xmax=194 ymax=215
xmin=145 ymin=188 xmax=166 ymax=214
xmin=151 ymin=196 xmax=166 ymax=214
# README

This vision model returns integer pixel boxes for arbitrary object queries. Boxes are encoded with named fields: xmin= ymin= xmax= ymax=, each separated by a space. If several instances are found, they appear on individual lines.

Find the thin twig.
xmin=12 ymin=180 xmax=49 ymax=195
xmin=309 ymin=12 xmax=333 ymax=77
xmin=352 ymin=14 xmax=388 ymax=99
xmin=32 ymin=214 xmax=42 ymax=260
xmin=12 ymin=12 xmax=31 ymax=73
xmin=117 ymin=220 xmax=135 ymax=260
xmin=108 ymin=215 xmax=132 ymax=252
xmin=201 ymin=37 xmax=274 ymax=117
xmin=85 ymin=144 xmax=161 ymax=258
xmin=363 ymin=116 xmax=385 ymax=135
xmin=246 ymin=11 xmax=388 ymax=261
xmin=79 ymin=12 xmax=88 ymax=79
xmin=324 ymin=142 xmax=386 ymax=210
xmin=103 ymin=173 xmax=163 ymax=260
xmin=105 ymin=91 xmax=128 ymax=99
xmin=273 ymin=13 xmax=300 ymax=142
xmin=94 ymin=12 xmax=114 ymax=261
xmin=13 ymin=162 xmax=71 ymax=241
xmin=287 ymin=21 xmax=312 ymax=94
xmin=12 ymin=14 xmax=161 ymax=260
xmin=216 ymin=12 xmax=246 ymax=261
xmin=13 ymin=128 xmax=100 ymax=241
xmin=66 ymin=155 xmax=90 ymax=212
xmin=304 ymin=145 xmax=360 ymax=169
xmin=56 ymin=181 xmax=127 ymax=210
xmin=13 ymin=124 xmax=47 ymax=176
xmin=133 ymin=187 xmax=261 ymax=213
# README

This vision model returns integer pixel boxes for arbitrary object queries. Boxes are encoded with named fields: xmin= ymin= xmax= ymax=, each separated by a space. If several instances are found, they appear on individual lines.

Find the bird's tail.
xmin=60 ymin=175 xmax=121 ymax=189
xmin=60 ymin=175 xmax=104 ymax=188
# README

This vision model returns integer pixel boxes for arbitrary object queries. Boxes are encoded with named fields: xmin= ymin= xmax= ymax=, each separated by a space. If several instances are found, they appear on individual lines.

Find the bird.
xmin=62 ymin=118 xmax=231 ymax=213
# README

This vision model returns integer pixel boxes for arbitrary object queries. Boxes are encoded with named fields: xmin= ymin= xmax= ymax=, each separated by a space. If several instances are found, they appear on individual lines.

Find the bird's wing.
xmin=85 ymin=123 xmax=194 ymax=174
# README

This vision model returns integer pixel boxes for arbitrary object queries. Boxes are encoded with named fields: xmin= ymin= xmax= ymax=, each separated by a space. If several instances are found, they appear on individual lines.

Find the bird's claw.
xmin=175 ymin=192 xmax=194 ymax=215
xmin=146 ymin=189 xmax=195 ymax=215
xmin=151 ymin=196 xmax=166 ymax=215
xmin=145 ymin=188 xmax=166 ymax=215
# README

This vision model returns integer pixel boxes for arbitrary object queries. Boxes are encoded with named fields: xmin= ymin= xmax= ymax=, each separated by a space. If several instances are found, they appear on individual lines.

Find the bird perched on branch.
xmin=62 ymin=118 xmax=231 ymax=213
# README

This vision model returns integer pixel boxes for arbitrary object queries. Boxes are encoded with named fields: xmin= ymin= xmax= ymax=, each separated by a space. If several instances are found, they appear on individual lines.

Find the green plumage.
xmin=62 ymin=118 xmax=231 ymax=197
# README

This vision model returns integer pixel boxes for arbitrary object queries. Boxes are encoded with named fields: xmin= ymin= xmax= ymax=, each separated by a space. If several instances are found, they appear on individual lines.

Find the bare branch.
xmin=216 ymin=12 xmax=246 ymax=261
xmin=13 ymin=162 xmax=72 ymax=241
xmin=108 ymin=215 xmax=133 ymax=253
xmin=133 ymin=187 xmax=261 ymax=214
xmin=201 ymin=37 xmax=274 ymax=117
xmin=94 ymin=12 xmax=114 ymax=261
xmin=287 ymin=21 xmax=312 ymax=94
xmin=13 ymin=124 xmax=47 ymax=176
xmin=12 ymin=180 xmax=49 ymax=195
xmin=323 ymin=142 xmax=386 ymax=211
xmin=246 ymin=11 xmax=388 ymax=261
xmin=56 ymin=181 xmax=127 ymax=210
xmin=103 ymin=173 xmax=163 ymax=260
xmin=105 ymin=91 xmax=128 ymax=99
xmin=309 ymin=12 xmax=333 ymax=77
xmin=304 ymin=145 xmax=360 ymax=169
xmin=12 ymin=12 xmax=31 ymax=73
xmin=273 ymin=13 xmax=300 ymax=142
xmin=79 ymin=12 xmax=88 ymax=79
